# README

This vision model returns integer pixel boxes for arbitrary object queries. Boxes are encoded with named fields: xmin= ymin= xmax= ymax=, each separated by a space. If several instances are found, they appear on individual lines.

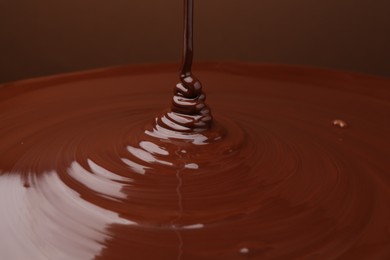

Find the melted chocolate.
xmin=1 ymin=0 xmax=390 ymax=259
xmin=0 ymin=62 xmax=389 ymax=259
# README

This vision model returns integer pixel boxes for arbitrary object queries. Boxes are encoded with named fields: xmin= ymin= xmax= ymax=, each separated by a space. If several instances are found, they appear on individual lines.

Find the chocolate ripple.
xmin=0 ymin=63 xmax=390 ymax=259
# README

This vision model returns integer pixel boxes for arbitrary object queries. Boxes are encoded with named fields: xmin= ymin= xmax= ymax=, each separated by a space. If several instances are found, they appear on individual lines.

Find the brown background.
xmin=0 ymin=0 xmax=389 ymax=84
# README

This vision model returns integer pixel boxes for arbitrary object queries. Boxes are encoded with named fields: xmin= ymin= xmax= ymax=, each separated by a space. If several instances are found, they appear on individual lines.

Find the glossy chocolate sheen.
xmin=0 ymin=62 xmax=389 ymax=259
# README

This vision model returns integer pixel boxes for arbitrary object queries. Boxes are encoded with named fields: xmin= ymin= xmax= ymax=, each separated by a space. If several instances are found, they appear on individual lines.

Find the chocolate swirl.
xmin=156 ymin=0 xmax=212 ymax=133
xmin=156 ymin=74 xmax=212 ymax=133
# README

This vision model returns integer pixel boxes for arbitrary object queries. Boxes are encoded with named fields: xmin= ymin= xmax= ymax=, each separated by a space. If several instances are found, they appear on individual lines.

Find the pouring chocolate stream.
xmin=158 ymin=0 xmax=212 ymax=133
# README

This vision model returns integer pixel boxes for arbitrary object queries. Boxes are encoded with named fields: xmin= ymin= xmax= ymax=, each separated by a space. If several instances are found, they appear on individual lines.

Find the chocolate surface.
xmin=0 ymin=62 xmax=390 ymax=259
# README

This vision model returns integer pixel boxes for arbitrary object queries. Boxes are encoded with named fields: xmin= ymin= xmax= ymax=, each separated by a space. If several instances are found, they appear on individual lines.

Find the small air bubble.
xmin=333 ymin=119 xmax=348 ymax=128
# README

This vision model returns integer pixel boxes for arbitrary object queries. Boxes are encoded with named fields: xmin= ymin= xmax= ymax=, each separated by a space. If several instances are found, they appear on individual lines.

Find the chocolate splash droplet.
xmin=239 ymin=248 xmax=250 ymax=254
xmin=333 ymin=119 xmax=348 ymax=128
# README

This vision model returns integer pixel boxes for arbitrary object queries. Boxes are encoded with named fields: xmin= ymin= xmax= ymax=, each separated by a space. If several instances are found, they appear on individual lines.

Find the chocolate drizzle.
xmin=157 ymin=0 xmax=212 ymax=133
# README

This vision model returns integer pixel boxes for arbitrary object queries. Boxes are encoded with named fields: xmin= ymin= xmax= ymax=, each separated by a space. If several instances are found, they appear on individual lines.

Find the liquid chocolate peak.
xmin=157 ymin=0 xmax=212 ymax=133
